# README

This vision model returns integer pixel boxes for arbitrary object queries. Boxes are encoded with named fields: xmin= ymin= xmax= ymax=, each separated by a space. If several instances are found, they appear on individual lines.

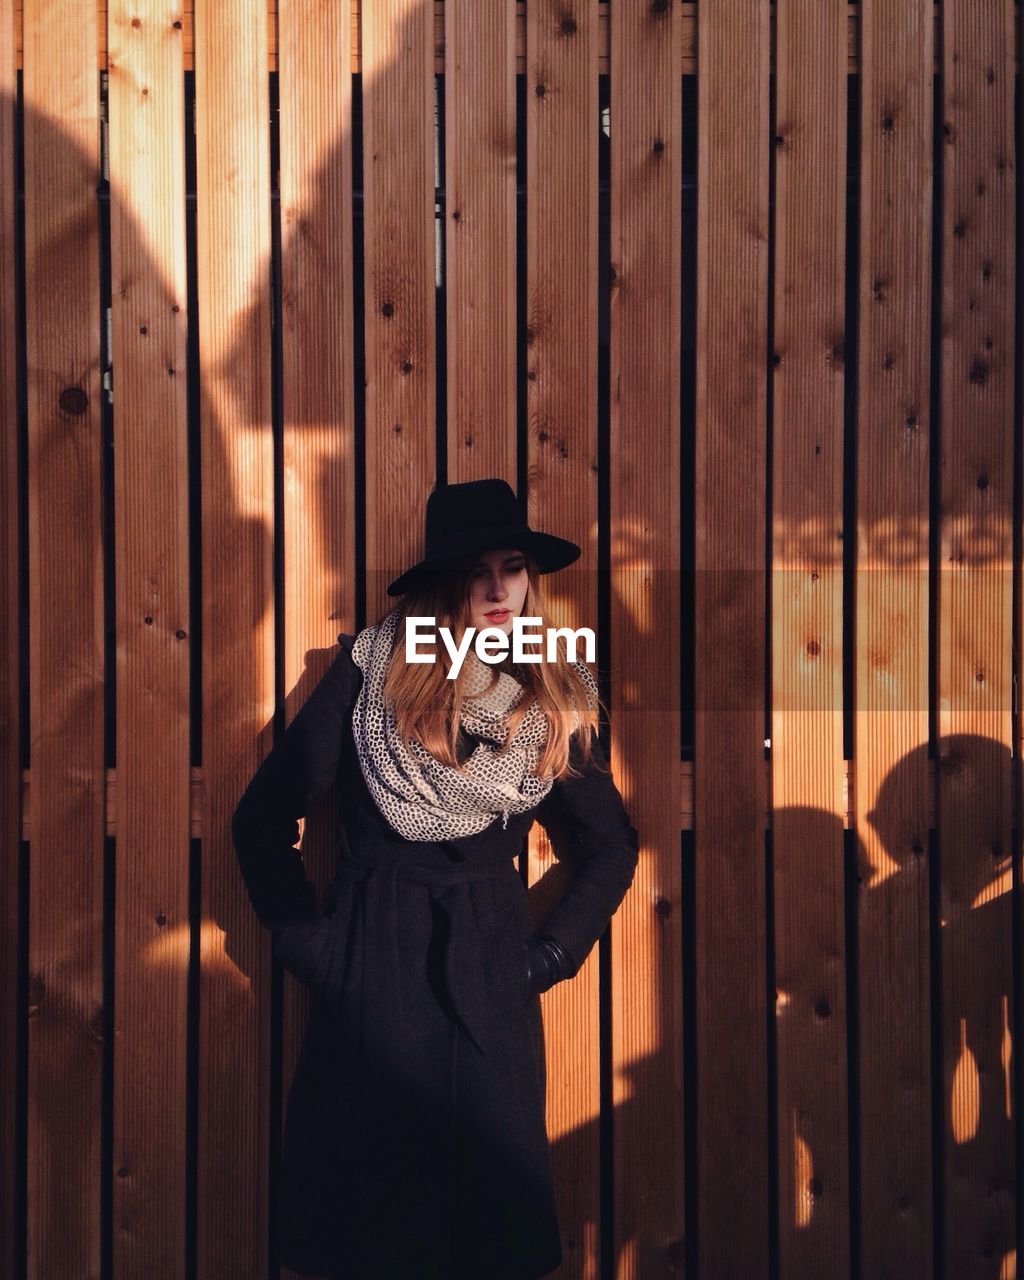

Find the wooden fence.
xmin=1 ymin=1 xmax=1022 ymax=1277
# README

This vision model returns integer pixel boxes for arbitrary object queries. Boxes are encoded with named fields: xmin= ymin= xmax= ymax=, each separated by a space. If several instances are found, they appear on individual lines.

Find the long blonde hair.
xmin=377 ymin=554 xmax=603 ymax=781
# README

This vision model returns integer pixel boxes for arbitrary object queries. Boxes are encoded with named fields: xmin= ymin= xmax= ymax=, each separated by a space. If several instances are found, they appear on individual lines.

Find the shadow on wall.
xmin=6 ymin=1 xmax=1019 ymax=1270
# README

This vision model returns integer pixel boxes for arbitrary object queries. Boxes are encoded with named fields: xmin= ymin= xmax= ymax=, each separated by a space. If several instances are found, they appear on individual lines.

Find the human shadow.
xmin=862 ymin=733 xmax=1016 ymax=1278
xmin=769 ymin=734 xmax=1014 ymax=1277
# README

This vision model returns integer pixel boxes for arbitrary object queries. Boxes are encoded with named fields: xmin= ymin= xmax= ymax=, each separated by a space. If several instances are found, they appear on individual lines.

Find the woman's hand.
xmin=526 ymin=934 xmax=572 ymax=996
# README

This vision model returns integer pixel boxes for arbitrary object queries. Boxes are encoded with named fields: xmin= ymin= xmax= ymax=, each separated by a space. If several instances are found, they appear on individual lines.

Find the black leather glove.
xmin=526 ymin=934 xmax=572 ymax=996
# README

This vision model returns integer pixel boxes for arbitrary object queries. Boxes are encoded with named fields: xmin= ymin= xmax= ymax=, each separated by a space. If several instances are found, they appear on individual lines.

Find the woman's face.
xmin=466 ymin=547 xmax=529 ymax=636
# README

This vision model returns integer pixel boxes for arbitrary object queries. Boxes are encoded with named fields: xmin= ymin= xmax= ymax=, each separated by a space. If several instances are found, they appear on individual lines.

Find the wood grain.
xmin=15 ymin=5 xmax=1006 ymax=77
xmin=524 ymin=0 xmax=601 ymax=1272
xmin=937 ymin=2 xmax=1017 ymax=1274
xmin=855 ymin=1 xmax=934 ymax=1275
xmin=275 ymin=1 xmax=357 ymax=1273
xmin=608 ymin=0 xmax=683 ymax=1274
xmin=107 ymin=1 xmax=190 ymax=1274
xmin=22 ymin=0 xmax=104 ymax=1275
xmin=2 ymin=0 xmax=1022 ymax=1273
xmin=194 ymin=0 xmax=273 ymax=1274
xmin=770 ymin=1 xmax=850 ymax=1275
xmin=443 ymin=0 xmax=516 ymax=485
xmin=0 ymin=0 xmax=18 ymax=1276
xmin=361 ymin=0 xmax=436 ymax=618
xmin=695 ymin=0 xmax=771 ymax=1273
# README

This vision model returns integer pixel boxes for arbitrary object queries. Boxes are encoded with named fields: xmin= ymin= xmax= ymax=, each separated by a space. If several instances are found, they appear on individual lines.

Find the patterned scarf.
xmin=350 ymin=605 xmax=598 ymax=841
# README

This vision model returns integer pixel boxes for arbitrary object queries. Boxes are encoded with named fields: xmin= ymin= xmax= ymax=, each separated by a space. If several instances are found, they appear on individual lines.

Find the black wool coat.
xmin=230 ymin=634 xmax=640 ymax=1279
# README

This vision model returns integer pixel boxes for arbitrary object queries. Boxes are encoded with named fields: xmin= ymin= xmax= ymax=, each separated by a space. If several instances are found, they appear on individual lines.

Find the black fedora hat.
xmin=386 ymin=478 xmax=582 ymax=596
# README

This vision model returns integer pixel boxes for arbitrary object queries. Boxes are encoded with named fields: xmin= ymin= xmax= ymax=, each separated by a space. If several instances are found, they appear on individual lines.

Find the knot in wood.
xmin=59 ymin=386 xmax=89 ymax=416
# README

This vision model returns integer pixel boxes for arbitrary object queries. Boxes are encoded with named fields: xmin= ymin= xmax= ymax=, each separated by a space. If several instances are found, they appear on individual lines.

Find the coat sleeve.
xmin=530 ymin=726 xmax=640 ymax=981
xmin=229 ymin=635 xmax=358 ymax=985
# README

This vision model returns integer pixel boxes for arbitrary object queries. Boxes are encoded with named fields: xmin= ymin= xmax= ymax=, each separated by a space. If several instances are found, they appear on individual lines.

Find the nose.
xmin=486 ymin=573 xmax=508 ymax=602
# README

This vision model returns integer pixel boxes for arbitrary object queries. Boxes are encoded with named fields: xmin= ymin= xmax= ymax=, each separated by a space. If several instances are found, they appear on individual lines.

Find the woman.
xmin=231 ymin=478 xmax=640 ymax=1279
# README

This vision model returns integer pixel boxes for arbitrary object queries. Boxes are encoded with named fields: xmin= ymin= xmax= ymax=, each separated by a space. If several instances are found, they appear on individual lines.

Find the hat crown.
xmin=385 ymin=476 xmax=582 ymax=595
xmin=426 ymin=479 xmax=525 ymax=539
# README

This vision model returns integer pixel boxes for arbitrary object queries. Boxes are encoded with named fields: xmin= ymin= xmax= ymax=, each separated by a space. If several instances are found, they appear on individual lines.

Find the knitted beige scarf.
xmin=350 ymin=605 xmax=598 ymax=841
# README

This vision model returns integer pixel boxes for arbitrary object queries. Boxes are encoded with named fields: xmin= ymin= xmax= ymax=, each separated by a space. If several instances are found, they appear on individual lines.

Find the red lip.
xmin=484 ymin=609 xmax=510 ymax=619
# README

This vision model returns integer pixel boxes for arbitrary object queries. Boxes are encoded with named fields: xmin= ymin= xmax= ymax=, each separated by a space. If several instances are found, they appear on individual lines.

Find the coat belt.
xmin=330 ymin=855 xmax=515 ymax=1233
xmin=333 ymin=855 xmax=512 ymax=1059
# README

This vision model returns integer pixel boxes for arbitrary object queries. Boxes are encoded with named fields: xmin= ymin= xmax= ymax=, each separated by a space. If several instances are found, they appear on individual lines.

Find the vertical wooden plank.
xmin=106 ymin=1 xmax=190 ymax=1274
xmin=608 ymin=0 xmax=682 ymax=1275
xmin=361 ymin=0 xmax=436 ymax=615
xmin=276 ymin=1 xmax=356 ymax=1274
xmin=1019 ymin=0 xmax=1024 ymax=1268
xmin=194 ymin=0 xmax=273 ymax=1274
xmin=443 ymin=0 xmax=516 ymax=484
xmin=524 ymin=0 xmax=601 ymax=1272
xmin=1019 ymin=0 xmax=1024 ymax=1260
xmin=855 ymin=1 xmax=934 ymax=1275
xmin=770 ymin=2 xmax=849 ymax=1275
xmin=22 ymin=0 xmax=103 ymax=1275
xmin=694 ymin=0 xmax=771 ymax=1274
xmin=937 ymin=2 xmax=1017 ymax=1274
xmin=278 ymin=0 xmax=356 ymax=661
xmin=0 ymin=0 xmax=19 ymax=1274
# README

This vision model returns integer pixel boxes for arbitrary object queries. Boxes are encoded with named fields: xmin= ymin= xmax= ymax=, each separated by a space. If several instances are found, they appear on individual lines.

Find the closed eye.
xmin=473 ymin=561 xmax=526 ymax=577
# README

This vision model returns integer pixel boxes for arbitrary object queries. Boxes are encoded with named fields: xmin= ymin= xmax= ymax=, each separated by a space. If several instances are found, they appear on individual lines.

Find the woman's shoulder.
xmin=331 ymin=632 xmax=362 ymax=685
xmin=335 ymin=631 xmax=363 ymax=664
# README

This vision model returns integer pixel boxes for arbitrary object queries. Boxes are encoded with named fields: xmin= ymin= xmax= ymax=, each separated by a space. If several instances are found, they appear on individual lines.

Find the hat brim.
xmin=386 ymin=530 xmax=581 ymax=597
